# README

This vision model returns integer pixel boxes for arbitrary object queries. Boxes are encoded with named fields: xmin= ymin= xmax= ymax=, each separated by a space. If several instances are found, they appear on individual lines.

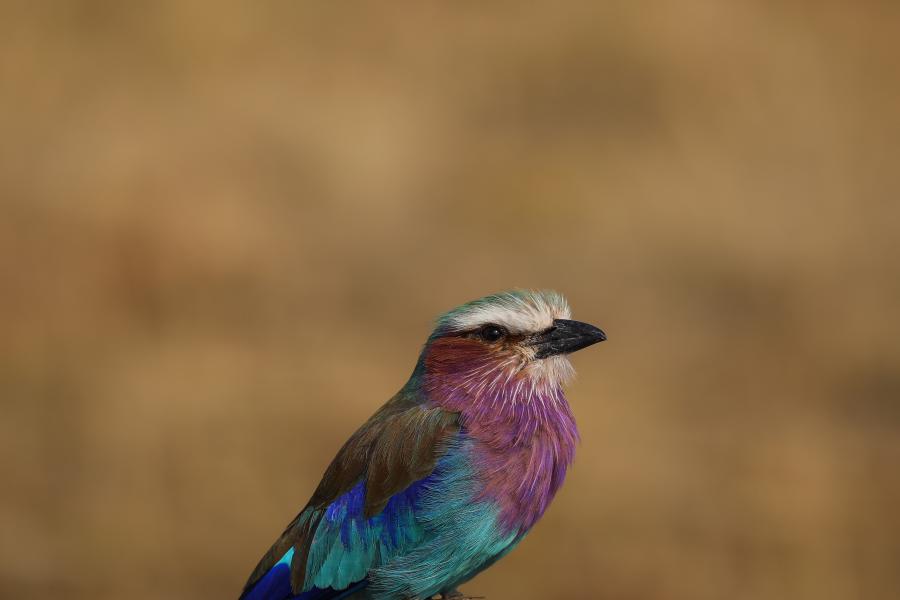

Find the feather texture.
xmin=240 ymin=290 xmax=595 ymax=600
xmin=240 ymin=396 xmax=459 ymax=598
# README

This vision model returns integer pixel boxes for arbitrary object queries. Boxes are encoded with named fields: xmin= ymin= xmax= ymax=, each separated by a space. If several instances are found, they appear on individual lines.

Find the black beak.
xmin=529 ymin=319 xmax=607 ymax=359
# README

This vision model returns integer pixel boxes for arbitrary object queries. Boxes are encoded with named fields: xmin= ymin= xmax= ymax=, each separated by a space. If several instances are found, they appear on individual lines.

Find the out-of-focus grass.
xmin=1 ymin=2 xmax=898 ymax=599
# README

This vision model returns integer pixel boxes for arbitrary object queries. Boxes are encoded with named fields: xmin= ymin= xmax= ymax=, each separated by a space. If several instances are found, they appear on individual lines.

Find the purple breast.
xmin=423 ymin=352 xmax=580 ymax=533
xmin=464 ymin=388 xmax=579 ymax=532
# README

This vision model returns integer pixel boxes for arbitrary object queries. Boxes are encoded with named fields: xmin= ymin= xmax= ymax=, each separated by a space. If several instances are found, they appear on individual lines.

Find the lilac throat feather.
xmin=419 ymin=290 xmax=581 ymax=532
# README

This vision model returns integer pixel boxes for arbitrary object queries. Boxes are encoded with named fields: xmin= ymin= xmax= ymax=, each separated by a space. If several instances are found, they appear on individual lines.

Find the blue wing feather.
xmin=243 ymin=434 xmax=517 ymax=600
xmin=242 ymin=473 xmax=430 ymax=600
xmin=305 ymin=477 xmax=427 ymax=591
xmin=241 ymin=545 xmax=369 ymax=600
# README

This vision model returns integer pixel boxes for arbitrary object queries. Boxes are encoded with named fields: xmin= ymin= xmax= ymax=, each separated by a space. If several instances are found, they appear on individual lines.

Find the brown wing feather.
xmin=241 ymin=389 xmax=459 ymax=596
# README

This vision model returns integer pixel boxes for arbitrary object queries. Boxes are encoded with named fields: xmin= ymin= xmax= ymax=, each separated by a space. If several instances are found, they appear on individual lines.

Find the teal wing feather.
xmin=365 ymin=435 xmax=522 ymax=599
xmin=245 ymin=435 xmax=521 ymax=600
xmin=241 ymin=395 xmax=459 ymax=598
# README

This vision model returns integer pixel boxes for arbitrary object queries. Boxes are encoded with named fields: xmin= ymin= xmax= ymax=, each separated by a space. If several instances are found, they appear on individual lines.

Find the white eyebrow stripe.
xmin=442 ymin=290 xmax=572 ymax=335
xmin=450 ymin=306 xmax=552 ymax=334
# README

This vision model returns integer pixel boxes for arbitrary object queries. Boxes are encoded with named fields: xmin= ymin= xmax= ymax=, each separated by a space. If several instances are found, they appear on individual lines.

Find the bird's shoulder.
xmin=310 ymin=389 xmax=460 ymax=516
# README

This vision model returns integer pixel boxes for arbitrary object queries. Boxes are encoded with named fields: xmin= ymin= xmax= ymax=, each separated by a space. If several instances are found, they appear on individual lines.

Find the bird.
xmin=240 ymin=290 xmax=606 ymax=600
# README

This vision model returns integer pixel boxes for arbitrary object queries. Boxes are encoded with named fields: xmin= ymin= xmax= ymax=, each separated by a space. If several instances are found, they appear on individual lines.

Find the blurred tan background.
xmin=2 ymin=2 xmax=899 ymax=600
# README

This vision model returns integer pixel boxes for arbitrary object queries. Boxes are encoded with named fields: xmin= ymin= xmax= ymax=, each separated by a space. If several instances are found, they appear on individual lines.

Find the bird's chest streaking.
xmin=423 ymin=346 xmax=579 ymax=535
xmin=466 ymin=403 xmax=578 ymax=533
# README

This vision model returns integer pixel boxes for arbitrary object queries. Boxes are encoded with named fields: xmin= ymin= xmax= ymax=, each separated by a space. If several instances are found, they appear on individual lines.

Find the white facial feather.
xmin=441 ymin=289 xmax=571 ymax=335
xmin=436 ymin=290 xmax=578 ymax=393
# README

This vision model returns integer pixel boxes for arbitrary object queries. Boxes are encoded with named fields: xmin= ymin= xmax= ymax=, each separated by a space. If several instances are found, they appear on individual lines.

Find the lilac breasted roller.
xmin=239 ymin=290 xmax=606 ymax=600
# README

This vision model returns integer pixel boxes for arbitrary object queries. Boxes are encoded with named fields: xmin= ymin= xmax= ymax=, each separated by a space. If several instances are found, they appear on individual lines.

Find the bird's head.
xmin=417 ymin=290 xmax=605 ymax=407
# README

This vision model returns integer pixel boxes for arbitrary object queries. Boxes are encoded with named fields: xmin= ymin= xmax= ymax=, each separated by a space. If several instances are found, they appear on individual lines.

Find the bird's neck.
xmin=419 ymin=358 xmax=579 ymax=532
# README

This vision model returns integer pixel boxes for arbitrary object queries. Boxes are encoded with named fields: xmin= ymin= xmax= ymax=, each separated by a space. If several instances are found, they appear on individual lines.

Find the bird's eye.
xmin=479 ymin=324 xmax=506 ymax=342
